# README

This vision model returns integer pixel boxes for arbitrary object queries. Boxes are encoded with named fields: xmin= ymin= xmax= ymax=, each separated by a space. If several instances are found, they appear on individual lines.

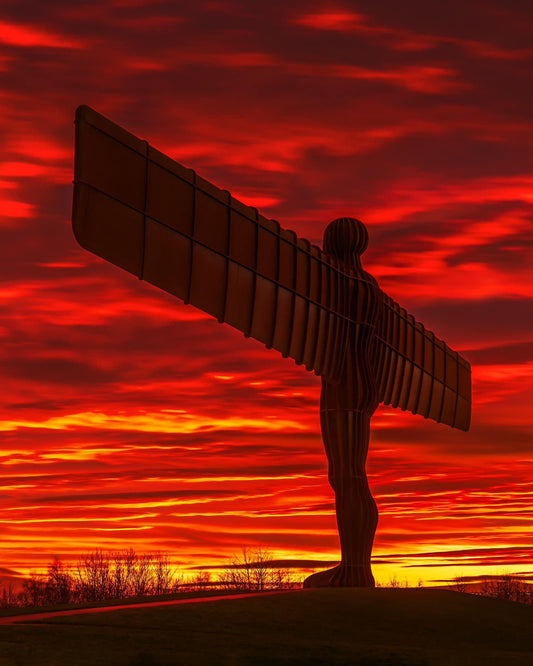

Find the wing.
xmin=72 ymin=105 xmax=351 ymax=381
xmin=373 ymin=294 xmax=471 ymax=431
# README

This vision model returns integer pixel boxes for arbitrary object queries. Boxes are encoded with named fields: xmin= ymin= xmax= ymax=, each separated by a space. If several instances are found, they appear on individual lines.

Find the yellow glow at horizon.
xmin=0 ymin=410 xmax=309 ymax=434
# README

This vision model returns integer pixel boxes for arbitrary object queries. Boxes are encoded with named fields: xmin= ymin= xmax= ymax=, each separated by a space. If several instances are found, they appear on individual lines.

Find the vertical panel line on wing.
xmin=219 ymin=190 xmax=231 ymax=323
xmin=391 ymin=306 xmax=407 ymax=408
xmin=308 ymin=250 xmax=323 ymax=373
xmin=437 ymin=342 xmax=448 ymax=425
xmin=139 ymin=140 xmax=149 ymax=280
xmin=377 ymin=301 xmax=392 ymax=397
xmin=379 ymin=301 xmax=393 ymax=400
xmin=301 ymin=243 xmax=317 ymax=370
xmin=268 ymin=223 xmax=281 ymax=350
xmin=185 ymin=169 xmax=197 ymax=305
xmin=370 ymin=311 xmax=385 ymax=393
xmin=451 ymin=352 xmax=461 ymax=429
xmin=384 ymin=301 xmax=400 ymax=404
xmin=427 ymin=331 xmax=437 ymax=421
xmin=284 ymin=230 xmax=298 ymax=359
xmin=246 ymin=207 xmax=260 ymax=338
xmin=413 ymin=322 xmax=426 ymax=416
xmin=296 ymin=239 xmax=311 ymax=365
xmin=400 ymin=314 xmax=415 ymax=408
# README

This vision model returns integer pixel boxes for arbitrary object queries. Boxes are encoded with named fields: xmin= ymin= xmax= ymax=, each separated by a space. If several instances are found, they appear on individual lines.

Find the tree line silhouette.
xmin=453 ymin=574 xmax=533 ymax=604
xmin=0 ymin=547 xmax=298 ymax=608
xmin=2 ymin=550 xmax=531 ymax=609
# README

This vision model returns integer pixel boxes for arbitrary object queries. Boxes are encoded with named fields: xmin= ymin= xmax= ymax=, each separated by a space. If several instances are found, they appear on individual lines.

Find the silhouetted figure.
xmin=304 ymin=218 xmax=382 ymax=587
xmin=72 ymin=106 xmax=472 ymax=588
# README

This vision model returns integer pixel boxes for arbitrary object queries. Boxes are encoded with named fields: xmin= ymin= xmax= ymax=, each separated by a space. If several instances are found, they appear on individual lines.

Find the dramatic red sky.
xmin=1 ymin=1 xmax=533 ymax=587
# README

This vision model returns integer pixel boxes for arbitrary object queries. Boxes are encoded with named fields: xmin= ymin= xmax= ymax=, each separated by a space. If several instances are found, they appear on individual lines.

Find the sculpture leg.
xmin=304 ymin=380 xmax=378 ymax=587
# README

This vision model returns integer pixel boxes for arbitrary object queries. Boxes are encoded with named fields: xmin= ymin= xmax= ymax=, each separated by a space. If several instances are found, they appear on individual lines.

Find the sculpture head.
xmin=323 ymin=217 xmax=368 ymax=266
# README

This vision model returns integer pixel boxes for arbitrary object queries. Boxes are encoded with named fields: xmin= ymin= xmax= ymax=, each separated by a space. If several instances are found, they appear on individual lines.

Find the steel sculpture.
xmin=72 ymin=106 xmax=471 ymax=587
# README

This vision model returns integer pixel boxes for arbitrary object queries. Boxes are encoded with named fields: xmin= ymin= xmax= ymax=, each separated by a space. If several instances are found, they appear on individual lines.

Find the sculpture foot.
xmin=303 ymin=566 xmax=340 ymax=588
xmin=303 ymin=564 xmax=374 ymax=588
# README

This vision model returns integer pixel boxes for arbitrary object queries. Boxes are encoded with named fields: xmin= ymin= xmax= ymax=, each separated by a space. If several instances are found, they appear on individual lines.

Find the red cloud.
xmin=0 ymin=0 xmax=531 ymax=589
xmin=0 ymin=195 xmax=34 ymax=220
xmin=0 ymin=21 xmax=83 ymax=49
xmin=293 ymin=10 xmax=368 ymax=32
xmin=293 ymin=9 xmax=533 ymax=61
xmin=329 ymin=64 xmax=465 ymax=94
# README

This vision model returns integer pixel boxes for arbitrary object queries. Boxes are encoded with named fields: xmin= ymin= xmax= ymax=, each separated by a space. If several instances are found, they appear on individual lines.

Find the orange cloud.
xmin=0 ymin=409 xmax=309 ymax=434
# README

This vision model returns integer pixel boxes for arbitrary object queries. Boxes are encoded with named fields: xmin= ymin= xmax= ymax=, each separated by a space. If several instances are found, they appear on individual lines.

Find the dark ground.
xmin=1 ymin=588 xmax=532 ymax=665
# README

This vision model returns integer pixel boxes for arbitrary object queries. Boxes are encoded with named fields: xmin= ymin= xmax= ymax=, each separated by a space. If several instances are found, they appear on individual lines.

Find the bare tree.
xmin=218 ymin=546 xmax=296 ymax=591
xmin=187 ymin=572 xmax=212 ymax=591
xmin=6 ymin=549 xmax=185 ymax=608
xmin=76 ymin=550 xmax=112 ymax=601
xmin=480 ymin=574 xmax=531 ymax=604
xmin=110 ymin=549 xmax=138 ymax=598
xmin=130 ymin=552 xmax=154 ymax=597
xmin=387 ymin=575 xmax=409 ymax=588
xmin=1 ymin=582 xmax=21 ymax=608
xmin=453 ymin=575 xmax=468 ymax=593
xmin=46 ymin=557 xmax=74 ymax=604
xmin=73 ymin=549 xmax=182 ymax=600
xmin=21 ymin=574 xmax=47 ymax=606
xmin=153 ymin=552 xmax=177 ymax=595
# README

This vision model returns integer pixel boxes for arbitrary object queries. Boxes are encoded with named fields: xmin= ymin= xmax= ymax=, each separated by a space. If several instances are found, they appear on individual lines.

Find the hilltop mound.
xmin=1 ymin=588 xmax=532 ymax=665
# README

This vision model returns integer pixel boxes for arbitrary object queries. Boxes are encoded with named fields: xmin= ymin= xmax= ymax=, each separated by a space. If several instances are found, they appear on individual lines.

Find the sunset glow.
xmin=1 ymin=1 xmax=532 ymax=589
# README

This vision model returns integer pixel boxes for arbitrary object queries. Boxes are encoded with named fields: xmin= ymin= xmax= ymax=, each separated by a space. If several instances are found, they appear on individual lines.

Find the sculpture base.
xmin=303 ymin=564 xmax=375 ymax=588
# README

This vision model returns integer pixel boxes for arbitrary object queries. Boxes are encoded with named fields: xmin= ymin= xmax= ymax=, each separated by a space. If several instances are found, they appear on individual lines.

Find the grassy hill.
xmin=1 ymin=588 xmax=533 ymax=665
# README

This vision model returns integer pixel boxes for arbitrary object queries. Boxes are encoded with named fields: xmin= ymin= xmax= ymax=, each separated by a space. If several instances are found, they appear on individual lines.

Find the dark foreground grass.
xmin=0 ymin=589 xmax=241 ymax=618
xmin=1 ymin=588 xmax=533 ymax=665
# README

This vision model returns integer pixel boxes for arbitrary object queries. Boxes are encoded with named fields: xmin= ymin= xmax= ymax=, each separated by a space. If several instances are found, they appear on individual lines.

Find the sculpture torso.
xmin=322 ymin=217 xmax=383 ymax=412
xmin=308 ymin=217 xmax=383 ymax=587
